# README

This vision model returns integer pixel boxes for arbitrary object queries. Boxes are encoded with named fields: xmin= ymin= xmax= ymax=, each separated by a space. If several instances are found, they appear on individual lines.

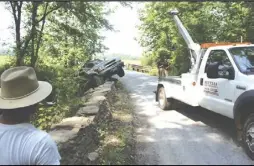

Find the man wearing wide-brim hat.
xmin=0 ymin=66 xmax=61 ymax=165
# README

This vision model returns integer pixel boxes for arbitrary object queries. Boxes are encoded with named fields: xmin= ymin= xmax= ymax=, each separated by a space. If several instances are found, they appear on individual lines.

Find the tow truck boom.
xmin=169 ymin=9 xmax=201 ymax=74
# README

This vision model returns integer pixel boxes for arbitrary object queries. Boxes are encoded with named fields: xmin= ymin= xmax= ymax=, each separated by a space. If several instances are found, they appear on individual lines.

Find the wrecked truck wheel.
xmin=242 ymin=113 xmax=254 ymax=160
xmin=158 ymin=87 xmax=172 ymax=110
xmin=93 ymin=75 xmax=104 ymax=86
xmin=117 ymin=67 xmax=125 ymax=77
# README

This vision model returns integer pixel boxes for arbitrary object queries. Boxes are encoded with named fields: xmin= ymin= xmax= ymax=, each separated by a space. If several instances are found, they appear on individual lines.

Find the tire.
xmin=242 ymin=113 xmax=254 ymax=160
xmin=117 ymin=67 xmax=125 ymax=77
xmin=93 ymin=75 xmax=104 ymax=86
xmin=158 ymin=86 xmax=172 ymax=110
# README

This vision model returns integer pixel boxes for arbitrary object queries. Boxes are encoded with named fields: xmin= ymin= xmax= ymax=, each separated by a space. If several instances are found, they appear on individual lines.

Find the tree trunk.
xmin=30 ymin=2 xmax=39 ymax=67
xmin=33 ymin=2 xmax=49 ymax=68
xmin=9 ymin=1 xmax=64 ymax=67
xmin=10 ymin=1 xmax=23 ymax=66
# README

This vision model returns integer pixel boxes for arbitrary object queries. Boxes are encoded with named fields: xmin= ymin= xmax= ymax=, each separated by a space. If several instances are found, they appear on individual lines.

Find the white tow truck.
xmin=155 ymin=9 xmax=254 ymax=159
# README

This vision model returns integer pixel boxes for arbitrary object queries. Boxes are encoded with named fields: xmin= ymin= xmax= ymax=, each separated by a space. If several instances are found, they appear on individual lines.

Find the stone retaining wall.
xmin=49 ymin=81 xmax=115 ymax=150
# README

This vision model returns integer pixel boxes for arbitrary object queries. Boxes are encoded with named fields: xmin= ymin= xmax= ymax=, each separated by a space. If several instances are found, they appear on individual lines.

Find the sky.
xmin=101 ymin=2 xmax=144 ymax=57
xmin=0 ymin=3 xmax=14 ymax=48
xmin=0 ymin=2 xmax=144 ymax=57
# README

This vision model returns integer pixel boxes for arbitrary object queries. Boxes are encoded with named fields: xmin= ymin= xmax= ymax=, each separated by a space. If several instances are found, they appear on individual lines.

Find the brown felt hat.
xmin=0 ymin=66 xmax=52 ymax=109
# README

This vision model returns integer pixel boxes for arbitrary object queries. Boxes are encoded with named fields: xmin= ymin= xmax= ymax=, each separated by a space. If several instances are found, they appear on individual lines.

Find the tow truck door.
xmin=198 ymin=49 xmax=236 ymax=119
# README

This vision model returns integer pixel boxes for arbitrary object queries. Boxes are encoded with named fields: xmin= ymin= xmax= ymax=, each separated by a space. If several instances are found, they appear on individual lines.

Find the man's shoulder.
xmin=31 ymin=130 xmax=54 ymax=145
xmin=0 ymin=123 xmax=48 ymax=140
xmin=25 ymin=129 xmax=60 ymax=165
xmin=21 ymin=126 xmax=54 ymax=147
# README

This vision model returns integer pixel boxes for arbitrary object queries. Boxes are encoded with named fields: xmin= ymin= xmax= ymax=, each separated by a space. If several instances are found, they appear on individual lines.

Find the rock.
xmin=87 ymin=152 xmax=99 ymax=161
xmin=49 ymin=129 xmax=78 ymax=144
xmin=100 ymin=82 xmax=113 ymax=88
xmin=93 ymin=100 xmax=112 ymax=125
xmin=49 ymin=117 xmax=94 ymax=144
xmin=93 ymin=81 xmax=113 ymax=92
xmin=81 ymin=96 xmax=87 ymax=102
xmin=85 ymin=95 xmax=106 ymax=106
xmin=93 ymin=88 xmax=111 ymax=95
xmin=76 ymin=105 xmax=99 ymax=116
xmin=82 ymin=81 xmax=113 ymax=105
xmin=91 ymin=91 xmax=105 ymax=97
xmin=83 ymin=88 xmax=94 ymax=96
xmin=51 ymin=117 xmax=93 ymax=129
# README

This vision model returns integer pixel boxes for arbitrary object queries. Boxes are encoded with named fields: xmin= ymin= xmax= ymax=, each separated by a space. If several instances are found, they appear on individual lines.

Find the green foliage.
xmin=149 ymin=68 xmax=158 ymax=76
xmin=29 ymin=55 xmax=84 ymax=130
xmin=138 ymin=2 xmax=254 ymax=75
xmin=140 ymin=53 xmax=156 ymax=66
xmin=0 ymin=56 xmax=16 ymax=75
xmin=39 ymin=2 xmax=113 ymax=62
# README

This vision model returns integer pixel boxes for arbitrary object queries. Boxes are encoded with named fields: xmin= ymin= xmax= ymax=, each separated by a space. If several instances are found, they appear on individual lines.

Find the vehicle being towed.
xmin=79 ymin=57 xmax=125 ymax=91
xmin=83 ymin=57 xmax=125 ymax=78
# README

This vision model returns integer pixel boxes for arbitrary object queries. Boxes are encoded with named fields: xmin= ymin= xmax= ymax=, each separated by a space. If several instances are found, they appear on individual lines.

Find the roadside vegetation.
xmin=99 ymin=81 xmax=136 ymax=165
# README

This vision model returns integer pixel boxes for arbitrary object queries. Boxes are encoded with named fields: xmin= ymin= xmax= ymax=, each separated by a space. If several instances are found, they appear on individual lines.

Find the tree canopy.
xmin=138 ymin=2 xmax=254 ymax=75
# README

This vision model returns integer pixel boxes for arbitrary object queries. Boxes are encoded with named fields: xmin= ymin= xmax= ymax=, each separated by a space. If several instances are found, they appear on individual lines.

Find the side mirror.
xmin=206 ymin=62 xmax=219 ymax=79
xmin=206 ymin=63 xmax=234 ymax=80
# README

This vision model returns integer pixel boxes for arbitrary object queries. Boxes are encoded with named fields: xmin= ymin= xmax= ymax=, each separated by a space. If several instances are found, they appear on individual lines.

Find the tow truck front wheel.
xmin=158 ymin=87 xmax=172 ymax=110
xmin=243 ymin=113 xmax=254 ymax=160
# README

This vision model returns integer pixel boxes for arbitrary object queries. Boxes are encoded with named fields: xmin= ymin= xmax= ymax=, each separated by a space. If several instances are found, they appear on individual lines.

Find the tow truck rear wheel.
xmin=243 ymin=113 xmax=254 ymax=160
xmin=158 ymin=87 xmax=172 ymax=110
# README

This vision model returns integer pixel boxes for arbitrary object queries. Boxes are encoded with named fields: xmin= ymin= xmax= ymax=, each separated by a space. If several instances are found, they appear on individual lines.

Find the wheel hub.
xmin=246 ymin=125 xmax=254 ymax=152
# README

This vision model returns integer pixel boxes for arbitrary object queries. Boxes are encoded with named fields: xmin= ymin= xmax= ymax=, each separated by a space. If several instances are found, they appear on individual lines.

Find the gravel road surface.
xmin=119 ymin=70 xmax=254 ymax=165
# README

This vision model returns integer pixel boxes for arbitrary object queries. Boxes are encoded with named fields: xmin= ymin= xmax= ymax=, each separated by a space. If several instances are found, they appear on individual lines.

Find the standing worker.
xmin=157 ymin=55 xmax=170 ymax=78
xmin=0 ymin=66 xmax=61 ymax=165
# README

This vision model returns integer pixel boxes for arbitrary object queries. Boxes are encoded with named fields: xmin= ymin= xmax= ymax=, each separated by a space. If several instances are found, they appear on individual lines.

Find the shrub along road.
xmin=119 ymin=70 xmax=254 ymax=165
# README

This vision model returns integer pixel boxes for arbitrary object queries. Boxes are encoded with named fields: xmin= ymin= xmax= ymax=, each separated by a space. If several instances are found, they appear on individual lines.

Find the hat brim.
xmin=0 ymin=81 xmax=52 ymax=109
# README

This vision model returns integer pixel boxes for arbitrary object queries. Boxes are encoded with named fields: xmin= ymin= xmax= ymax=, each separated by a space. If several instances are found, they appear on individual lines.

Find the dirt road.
xmin=119 ymin=70 xmax=254 ymax=165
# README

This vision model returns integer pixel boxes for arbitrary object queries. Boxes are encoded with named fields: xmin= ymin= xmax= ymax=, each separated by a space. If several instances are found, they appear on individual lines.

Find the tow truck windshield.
xmin=229 ymin=46 xmax=254 ymax=74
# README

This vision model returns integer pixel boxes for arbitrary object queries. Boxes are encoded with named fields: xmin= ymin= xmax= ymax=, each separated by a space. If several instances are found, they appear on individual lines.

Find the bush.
xmin=141 ymin=54 xmax=156 ymax=67
xmin=149 ymin=68 xmax=158 ymax=76
xmin=31 ymin=55 xmax=87 ymax=130
xmin=0 ymin=56 xmax=15 ymax=76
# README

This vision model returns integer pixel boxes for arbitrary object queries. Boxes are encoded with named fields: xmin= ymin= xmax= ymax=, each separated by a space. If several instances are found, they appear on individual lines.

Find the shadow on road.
xmin=120 ymin=71 xmax=253 ymax=165
xmin=173 ymin=102 xmax=238 ymax=144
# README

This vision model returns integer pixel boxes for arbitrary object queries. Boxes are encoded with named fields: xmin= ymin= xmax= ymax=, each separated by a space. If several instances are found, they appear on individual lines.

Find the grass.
xmin=99 ymin=81 xmax=136 ymax=165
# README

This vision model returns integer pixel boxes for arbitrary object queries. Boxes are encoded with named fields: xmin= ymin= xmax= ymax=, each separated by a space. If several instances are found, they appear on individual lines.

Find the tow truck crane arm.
xmin=169 ymin=9 xmax=202 ymax=74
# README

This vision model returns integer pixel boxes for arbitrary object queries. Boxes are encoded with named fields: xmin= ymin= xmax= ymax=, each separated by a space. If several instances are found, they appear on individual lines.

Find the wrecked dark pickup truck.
xmin=83 ymin=57 xmax=125 ymax=78
xmin=78 ymin=57 xmax=125 ymax=92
